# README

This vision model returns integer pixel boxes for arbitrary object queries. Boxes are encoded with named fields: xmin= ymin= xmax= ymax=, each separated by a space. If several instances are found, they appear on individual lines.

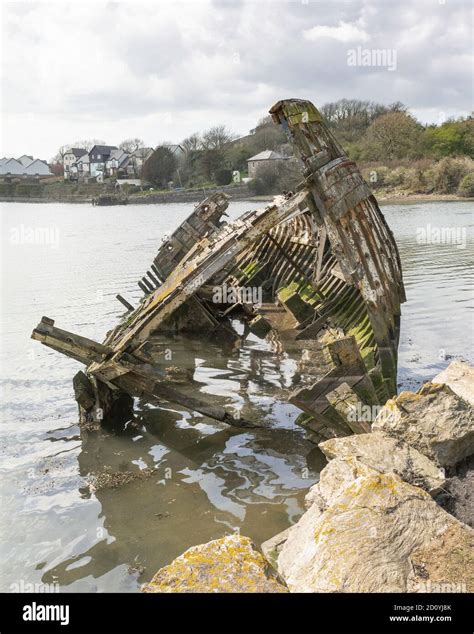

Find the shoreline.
xmin=0 ymin=192 xmax=472 ymax=206
xmin=142 ymin=361 xmax=474 ymax=594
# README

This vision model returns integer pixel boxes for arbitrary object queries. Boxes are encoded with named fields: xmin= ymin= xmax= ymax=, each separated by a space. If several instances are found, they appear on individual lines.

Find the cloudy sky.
xmin=1 ymin=0 xmax=472 ymax=160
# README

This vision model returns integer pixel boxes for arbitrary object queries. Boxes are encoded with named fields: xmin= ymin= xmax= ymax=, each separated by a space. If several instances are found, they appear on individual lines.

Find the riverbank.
xmin=142 ymin=360 xmax=474 ymax=593
xmin=0 ymin=182 xmax=253 ymax=205
xmin=1 ymin=183 xmax=473 ymax=206
xmin=1 ymin=191 xmax=472 ymax=206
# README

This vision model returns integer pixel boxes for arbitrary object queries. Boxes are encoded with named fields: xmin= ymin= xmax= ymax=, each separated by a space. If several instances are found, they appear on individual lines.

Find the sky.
xmin=1 ymin=0 xmax=472 ymax=160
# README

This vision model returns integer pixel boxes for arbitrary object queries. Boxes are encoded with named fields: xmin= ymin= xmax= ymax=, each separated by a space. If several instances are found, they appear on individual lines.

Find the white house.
xmin=69 ymin=154 xmax=90 ymax=180
xmin=17 ymin=155 xmax=34 ymax=167
xmin=63 ymin=148 xmax=88 ymax=179
xmin=247 ymin=150 xmax=287 ymax=178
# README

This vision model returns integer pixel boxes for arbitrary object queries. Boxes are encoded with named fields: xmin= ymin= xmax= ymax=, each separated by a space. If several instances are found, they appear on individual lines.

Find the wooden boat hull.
xmin=31 ymin=99 xmax=405 ymax=442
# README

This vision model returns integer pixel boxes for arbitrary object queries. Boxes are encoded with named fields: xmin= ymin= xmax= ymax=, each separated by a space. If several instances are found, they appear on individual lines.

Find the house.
xmin=0 ymin=157 xmax=52 ymax=177
xmin=247 ymin=150 xmax=287 ymax=178
xmin=88 ymin=145 xmax=118 ymax=179
xmin=128 ymin=147 xmax=153 ymax=177
xmin=24 ymin=159 xmax=52 ymax=176
xmin=69 ymin=154 xmax=90 ymax=180
xmin=105 ymin=149 xmax=129 ymax=176
xmin=63 ymin=148 xmax=88 ymax=179
xmin=18 ymin=155 xmax=34 ymax=167
xmin=0 ymin=158 xmax=25 ymax=175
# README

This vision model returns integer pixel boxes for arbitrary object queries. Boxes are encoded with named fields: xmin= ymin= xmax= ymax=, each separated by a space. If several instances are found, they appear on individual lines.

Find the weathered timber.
xmin=151 ymin=191 xmax=230 ymax=282
xmin=116 ymin=294 xmax=134 ymax=312
xmin=31 ymin=318 xmax=254 ymax=428
xmin=31 ymin=98 xmax=405 ymax=442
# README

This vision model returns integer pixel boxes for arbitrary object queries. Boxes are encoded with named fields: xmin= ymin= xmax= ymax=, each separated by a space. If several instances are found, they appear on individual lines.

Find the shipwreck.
xmin=31 ymin=99 xmax=406 ymax=444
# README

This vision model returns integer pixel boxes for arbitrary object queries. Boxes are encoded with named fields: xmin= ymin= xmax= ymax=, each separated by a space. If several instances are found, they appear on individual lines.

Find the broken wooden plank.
xmin=116 ymin=294 xmax=134 ymax=312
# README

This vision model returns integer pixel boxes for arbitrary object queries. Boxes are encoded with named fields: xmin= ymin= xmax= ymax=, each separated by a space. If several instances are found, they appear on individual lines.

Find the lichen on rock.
xmin=278 ymin=473 xmax=474 ymax=593
xmin=142 ymin=534 xmax=288 ymax=593
xmin=373 ymin=383 xmax=474 ymax=467
xmin=319 ymin=432 xmax=446 ymax=495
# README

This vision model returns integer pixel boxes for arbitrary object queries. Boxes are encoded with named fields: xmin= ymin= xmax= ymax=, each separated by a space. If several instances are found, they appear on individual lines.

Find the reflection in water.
xmin=41 ymin=322 xmax=324 ymax=588
xmin=0 ymin=200 xmax=472 ymax=592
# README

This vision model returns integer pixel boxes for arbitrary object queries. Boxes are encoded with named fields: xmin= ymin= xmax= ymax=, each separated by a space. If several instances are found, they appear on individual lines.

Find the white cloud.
xmin=303 ymin=20 xmax=369 ymax=43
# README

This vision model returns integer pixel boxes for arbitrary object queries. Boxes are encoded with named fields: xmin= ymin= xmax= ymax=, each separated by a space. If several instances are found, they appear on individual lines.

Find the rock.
xmin=141 ymin=534 xmax=288 ymax=593
xmin=318 ymin=432 xmax=445 ymax=495
xmin=261 ymin=528 xmax=291 ymax=569
xmin=407 ymin=522 xmax=474 ymax=593
xmin=373 ymin=383 xmax=474 ymax=467
xmin=438 ymin=454 xmax=474 ymax=528
xmin=278 ymin=473 xmax=474 ymax=593
xmin=433 ymin=360 xmax=474 ymax=407
xmin=304 ymin=455 xmax=378 ymax=511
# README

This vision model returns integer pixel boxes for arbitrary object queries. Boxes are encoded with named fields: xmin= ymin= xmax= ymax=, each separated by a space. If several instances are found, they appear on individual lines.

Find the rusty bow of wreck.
xmin=31 ymin=98 xmax=405 ymax=443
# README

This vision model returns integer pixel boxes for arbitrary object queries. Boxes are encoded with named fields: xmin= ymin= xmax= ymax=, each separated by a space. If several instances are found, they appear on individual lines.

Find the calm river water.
xmin=1 ymin=199 xmax=473 ymax=592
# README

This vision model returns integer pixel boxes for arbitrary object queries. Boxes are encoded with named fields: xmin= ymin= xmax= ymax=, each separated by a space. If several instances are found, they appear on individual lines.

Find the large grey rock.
xmin=278 ymin=473 xmax=474 ymax=593
xmin=433 ymin=360 xmax=474 ymax=407
xmin=318 ymin=432 xmax=445 ymax=495
xmin=142 ymin=534 xmax=288 ymax=593
xmin=373 ymin=383 xmax=474 ymax=467
xmin=304 ymin=455 xmax=379 ymax=511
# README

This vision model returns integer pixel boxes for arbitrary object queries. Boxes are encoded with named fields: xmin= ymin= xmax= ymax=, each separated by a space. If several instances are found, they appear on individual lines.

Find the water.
xmin=0 ymin=199 xmax=473 ymax=592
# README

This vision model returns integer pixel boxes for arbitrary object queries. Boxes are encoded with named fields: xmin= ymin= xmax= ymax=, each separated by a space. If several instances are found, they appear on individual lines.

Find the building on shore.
xmin=63 ymin=148 xmax=88 ymax=179
xmin=0 ymin=156 xmax=52 ymax=178
xmin=247 ymin=149 xmax=287 ymax=178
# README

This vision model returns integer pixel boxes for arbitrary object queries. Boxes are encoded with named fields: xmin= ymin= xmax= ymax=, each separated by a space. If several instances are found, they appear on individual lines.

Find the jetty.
xmin=31 ymin=98 xmax=405 ymax=442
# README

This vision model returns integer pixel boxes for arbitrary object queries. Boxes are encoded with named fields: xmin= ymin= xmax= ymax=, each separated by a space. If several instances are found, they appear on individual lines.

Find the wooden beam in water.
xmin=116 ymin=294 xmax=134 ymax=312
xmin=138 ymin=280 xmax=150 ymax=295
xmin=30 ymin=319 xmax=256 ymax=428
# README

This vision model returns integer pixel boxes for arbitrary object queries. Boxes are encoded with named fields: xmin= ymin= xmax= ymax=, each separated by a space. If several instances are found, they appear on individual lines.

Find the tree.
xmin=199 ymin=126 xmax=235 ymax=179
xmin=248 ymin=116 xmax=287 ymax=154
xmin=201 ymin=125 xmax=235 ymax=151
xmin=73 ymin=139 xmax=106 ymax=151
xmin=320 ymin=99 xmax=407 ymax=146
xmin=50 ymin=145 xmax=71 ymax=164
xmin=360 ymin=112 xmax=422 ymax=161
xmin=422 ymin=118 xmax=474 ymax=158
xmin=249 ymin=160 xmax=302 ymax=195
xmin=142 ymin=146 xmax=178 ymax=187
xmin=181 ymin=133 xmax=202 ymax=153
xmin=50 ymin=162 xmax=64 ymax=177
xmin=119 ymin=138 xmax=145 ymax=153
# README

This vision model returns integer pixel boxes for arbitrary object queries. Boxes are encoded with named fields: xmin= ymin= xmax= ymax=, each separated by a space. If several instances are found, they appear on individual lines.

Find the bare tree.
xmin=201 ymin=125 xmax=235 ymax=151
xmin=181 ymin=133 xmax=202 ymax=153
xmin=51 ymin=144 xmax=71 ymax=164
xmin=73 ymin=139 xmax=106 ymax=152
xmin=119 ymin=138 xmax=145 ymax=153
